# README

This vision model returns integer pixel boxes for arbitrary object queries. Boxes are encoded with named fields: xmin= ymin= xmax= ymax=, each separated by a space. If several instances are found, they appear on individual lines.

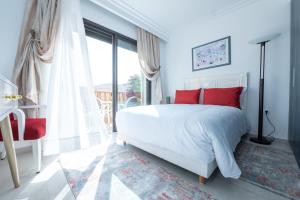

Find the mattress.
xmin=116 ymin=104 xmax=248 ymax=178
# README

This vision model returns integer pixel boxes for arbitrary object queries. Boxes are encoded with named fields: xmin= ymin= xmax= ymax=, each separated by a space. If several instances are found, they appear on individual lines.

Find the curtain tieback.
xmin=30 ymin=29 xmax=36 ymax=38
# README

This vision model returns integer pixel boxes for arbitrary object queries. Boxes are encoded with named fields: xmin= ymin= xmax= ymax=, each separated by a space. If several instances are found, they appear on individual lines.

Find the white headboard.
xmin=184 ymin=73 xmax=248 ymax=110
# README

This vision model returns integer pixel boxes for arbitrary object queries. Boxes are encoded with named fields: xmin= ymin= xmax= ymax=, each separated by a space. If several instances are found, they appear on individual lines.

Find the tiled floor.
xmin=0 ymin=149 xmax=74 ymax=200
xmin=0 ymin=137 xmax=291 ymax=200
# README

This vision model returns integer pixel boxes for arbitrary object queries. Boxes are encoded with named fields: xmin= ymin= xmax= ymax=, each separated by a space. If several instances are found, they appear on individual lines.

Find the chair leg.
xmin=32 ymin=139 xmax=42 ymax=173
xmin=199 ymin=176 xmax=206 ymax=185
xmin=0 ymin=142 xmax=6 ymax=160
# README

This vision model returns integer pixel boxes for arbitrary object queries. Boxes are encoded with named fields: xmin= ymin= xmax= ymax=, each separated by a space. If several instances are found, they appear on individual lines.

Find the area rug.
xmin=59 ymin=144 xmax=217 ymax=200
xmin=236 ymin=139 xmax=300 ymax=200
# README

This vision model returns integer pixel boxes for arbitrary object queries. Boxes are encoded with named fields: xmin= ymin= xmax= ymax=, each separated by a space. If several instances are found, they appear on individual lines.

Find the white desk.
xmin=0 ymin=74 xmax=20 ymax=188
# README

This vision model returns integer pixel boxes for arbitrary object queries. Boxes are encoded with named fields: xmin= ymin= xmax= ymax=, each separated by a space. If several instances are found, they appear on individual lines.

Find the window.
xmin=84 ymin=19 xmax=151 ymax=132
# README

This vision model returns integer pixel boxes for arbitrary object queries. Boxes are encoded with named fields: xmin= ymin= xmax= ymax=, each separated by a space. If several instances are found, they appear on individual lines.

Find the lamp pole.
xmin=250 ymin=41 xmax=272 ymax=145
xmin=249 ymin=33 xmax=280 ymax=145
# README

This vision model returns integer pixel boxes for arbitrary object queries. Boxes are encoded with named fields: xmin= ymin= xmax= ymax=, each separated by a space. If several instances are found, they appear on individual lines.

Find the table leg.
xmin=0 ymin=116 xmax=20 ymax=188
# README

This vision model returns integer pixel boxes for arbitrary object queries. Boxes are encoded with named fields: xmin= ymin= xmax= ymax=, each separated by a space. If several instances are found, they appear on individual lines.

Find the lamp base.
xmin=250 ymin=136 xmax=272 ymax=145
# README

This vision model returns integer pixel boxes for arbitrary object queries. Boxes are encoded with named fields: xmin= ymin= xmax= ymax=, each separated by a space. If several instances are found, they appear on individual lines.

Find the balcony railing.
xmin=95 ymin=90 xmax=141 ymax=131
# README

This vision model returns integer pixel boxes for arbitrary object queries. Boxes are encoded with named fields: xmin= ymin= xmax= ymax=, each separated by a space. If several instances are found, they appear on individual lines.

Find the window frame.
xmin=83 ymin=18 xmax=151 ymax=132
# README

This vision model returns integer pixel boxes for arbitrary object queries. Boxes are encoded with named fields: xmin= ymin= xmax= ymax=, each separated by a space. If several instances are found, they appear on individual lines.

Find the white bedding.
xmin=116 ymin=104 xmax=248 ymax=178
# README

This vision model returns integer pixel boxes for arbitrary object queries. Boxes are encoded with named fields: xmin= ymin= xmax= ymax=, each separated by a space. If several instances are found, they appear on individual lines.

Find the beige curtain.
xmin=13 ymin=0 xmax=61 ymax=107
xmin=137 ymin=28 xmax=163 ymax=104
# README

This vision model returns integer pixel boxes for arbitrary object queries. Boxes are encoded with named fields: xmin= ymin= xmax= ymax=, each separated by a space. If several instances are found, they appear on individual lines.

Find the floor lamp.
xmin=249 ymin=33 xmax=281 ymax=145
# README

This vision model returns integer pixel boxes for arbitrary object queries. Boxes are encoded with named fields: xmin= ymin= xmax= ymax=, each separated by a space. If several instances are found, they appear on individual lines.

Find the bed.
xmin=116 ymin=73 xmax=249 ymax=183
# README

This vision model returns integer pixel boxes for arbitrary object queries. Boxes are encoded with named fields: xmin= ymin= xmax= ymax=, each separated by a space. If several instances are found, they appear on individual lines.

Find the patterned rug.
xmin=59 ymin=143 xmax=217 ymax=200
xmin=236 ymin=139 xmax=300 ymax=200
xmin=60 ymin=139 xmax=300 ymax=200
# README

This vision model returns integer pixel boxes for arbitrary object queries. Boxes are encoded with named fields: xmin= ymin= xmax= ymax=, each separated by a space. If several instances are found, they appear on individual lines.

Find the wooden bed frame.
xmin=120 ymin=73 xmax=248 ymax=184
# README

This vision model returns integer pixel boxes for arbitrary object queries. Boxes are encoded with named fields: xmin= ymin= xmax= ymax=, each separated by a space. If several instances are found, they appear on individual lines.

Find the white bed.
xmin=116 ymin=73 xmax=249 ymax=183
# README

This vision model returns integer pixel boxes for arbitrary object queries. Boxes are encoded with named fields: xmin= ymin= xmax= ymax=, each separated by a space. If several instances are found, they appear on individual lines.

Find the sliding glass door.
xmin=117 ymin=38 xmax=147 ymax=111
xmin=84 ymin=19 xmax=150 ymax=132
xmin=86 ymin=35 xmax=113 ymax=131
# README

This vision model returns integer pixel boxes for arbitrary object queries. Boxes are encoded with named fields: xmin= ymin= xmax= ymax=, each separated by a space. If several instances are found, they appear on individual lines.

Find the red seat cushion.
xmin=203 ymin=87 xmax=243 ymax=108
xmin=174 ymin=89 xmax=201 ymax=104
xmin=9 ymin=114 xmax=14 ymax=121
xmin=0 ymin=118 xmax=46 ymax=141
xmin=23 ymin=118 xmax=46 ymax=140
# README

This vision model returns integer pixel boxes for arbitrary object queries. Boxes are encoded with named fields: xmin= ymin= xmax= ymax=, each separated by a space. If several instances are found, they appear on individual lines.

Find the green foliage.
xmin=126 ymin=74 xmax=142 ymax=106
xmin=127 ymin=74 xmax=141 ymax=93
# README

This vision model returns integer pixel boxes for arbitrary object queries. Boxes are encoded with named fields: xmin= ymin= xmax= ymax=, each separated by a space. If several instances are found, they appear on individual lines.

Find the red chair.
xmin=0 ymin=106 xmax=46 ymax=173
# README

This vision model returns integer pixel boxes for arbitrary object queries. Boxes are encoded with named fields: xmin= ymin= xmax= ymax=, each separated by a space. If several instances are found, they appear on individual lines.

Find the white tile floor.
xmin=0 ymin=142 xmax=290 ymax=200
xmin=0 ymin=149 xmax=74 ymax=200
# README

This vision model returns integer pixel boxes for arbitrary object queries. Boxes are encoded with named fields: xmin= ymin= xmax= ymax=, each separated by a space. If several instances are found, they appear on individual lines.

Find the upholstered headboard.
xmin=184 ymin=73 xmax=248 ymax=110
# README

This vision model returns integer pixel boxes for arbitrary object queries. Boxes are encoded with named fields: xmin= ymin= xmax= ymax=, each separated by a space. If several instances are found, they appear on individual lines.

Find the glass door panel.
xmin=86 ymin=36 xmax=113 ymax=132
xmin=117 ymin=38 xmax=146 ymax=111
xmin=85 ymin=19 xmax=151 ymax=133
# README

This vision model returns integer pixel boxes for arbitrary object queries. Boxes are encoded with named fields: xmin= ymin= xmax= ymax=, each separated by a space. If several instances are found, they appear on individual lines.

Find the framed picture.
xmin=192 ymin=36 xmax=231 ymax=71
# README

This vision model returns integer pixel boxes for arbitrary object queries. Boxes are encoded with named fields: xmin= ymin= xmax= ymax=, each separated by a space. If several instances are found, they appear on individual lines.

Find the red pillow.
xmin=203 ymin=87 xmax=243 ymax=108
xmin=174 ymin=89 xmax=201 ymax=104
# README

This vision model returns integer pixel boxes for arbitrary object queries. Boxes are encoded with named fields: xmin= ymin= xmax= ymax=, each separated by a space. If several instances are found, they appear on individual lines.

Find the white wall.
xmin=164 ymin=0 xmax=290 ymax=139
xmin=0 ymin=0 xmax=26 ymax=79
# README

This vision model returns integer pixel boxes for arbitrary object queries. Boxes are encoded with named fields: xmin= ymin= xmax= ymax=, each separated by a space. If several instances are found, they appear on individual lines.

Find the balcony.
xmin=95 ymin=90 xmax=142 ymax=131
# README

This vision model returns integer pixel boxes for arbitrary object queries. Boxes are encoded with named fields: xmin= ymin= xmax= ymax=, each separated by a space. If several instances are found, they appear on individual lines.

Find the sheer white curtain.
xmin=43 ymin=0 xmax=108 ymax=155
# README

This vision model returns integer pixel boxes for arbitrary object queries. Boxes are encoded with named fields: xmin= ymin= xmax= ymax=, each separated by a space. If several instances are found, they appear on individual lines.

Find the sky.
xmin=86 ymin=36 xmax=141 ymax=86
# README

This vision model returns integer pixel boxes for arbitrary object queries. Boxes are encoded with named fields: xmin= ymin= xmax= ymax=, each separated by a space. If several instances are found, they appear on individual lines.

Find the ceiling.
xmin=122 ymin=0 xmax=247 ymax=31
xmin=91 ymin=0 xmax=259 ymax=40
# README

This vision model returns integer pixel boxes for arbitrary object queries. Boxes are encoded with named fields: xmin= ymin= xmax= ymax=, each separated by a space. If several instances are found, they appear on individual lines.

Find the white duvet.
xmin=116 ymin=104 xmax=248 ymax=178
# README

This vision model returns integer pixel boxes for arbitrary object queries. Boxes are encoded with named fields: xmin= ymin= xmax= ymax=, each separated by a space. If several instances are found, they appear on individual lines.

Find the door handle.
xmin=292 ymin=67 xmax=296 ymax=88
xmin=3 ymin=95 xmax=22 ymax=101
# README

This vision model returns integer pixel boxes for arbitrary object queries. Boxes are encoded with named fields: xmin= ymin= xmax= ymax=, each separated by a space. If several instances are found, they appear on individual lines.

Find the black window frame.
xmin=83 ymin=18 xmax=151 ymax=132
